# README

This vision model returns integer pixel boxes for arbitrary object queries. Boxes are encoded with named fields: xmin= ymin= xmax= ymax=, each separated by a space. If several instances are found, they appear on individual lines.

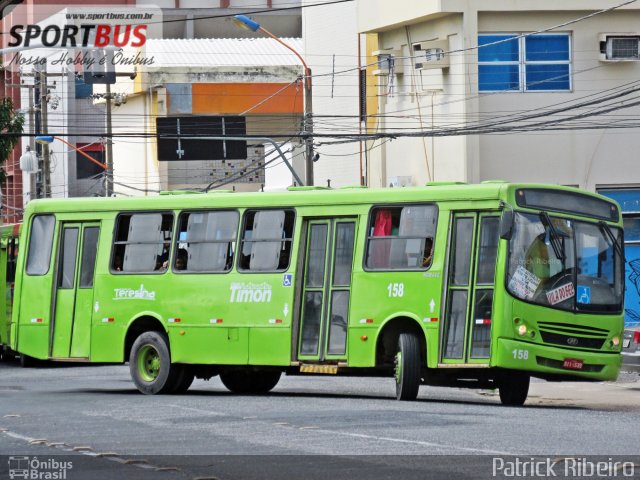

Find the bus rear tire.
xmin=220 ymin=370 xmax=281 ymax=394
xmin=129 ymin=331 xmax=180 ymax=395
xmin=171 ymin=366 xmax=195 ymax=394
xmin=498 ymin=372 xmax=530 ymax=406
xmin=395 ymin=333 xmax=421 ymax=401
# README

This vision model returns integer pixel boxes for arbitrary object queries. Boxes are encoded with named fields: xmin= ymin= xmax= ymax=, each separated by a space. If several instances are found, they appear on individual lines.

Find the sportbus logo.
xmin=8 ymin=456 xmax=73 ymax=479
xmin=1 ymin=4 xmax=162 ymax=71
xmin=8 ymin=23 xmax=148 ymax=48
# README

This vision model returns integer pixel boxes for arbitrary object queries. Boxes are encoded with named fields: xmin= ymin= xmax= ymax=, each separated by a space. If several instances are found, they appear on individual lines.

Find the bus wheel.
xmin=129 ymin=331 xmax=180 ymax=395
xmin=252 ymin=371 xmax=281 ymax=393
xmin=220 ymin=370 xmax=281 ymax=394
xmin=170 ymin=366 xmax=195 ymax=394
xmin=395 ymin=333 xmax=421 ymax=401
xmin=498 ymin=372 xmax=530 ymax=406
xmin=20 ymin=354 xmax=39 ymax=368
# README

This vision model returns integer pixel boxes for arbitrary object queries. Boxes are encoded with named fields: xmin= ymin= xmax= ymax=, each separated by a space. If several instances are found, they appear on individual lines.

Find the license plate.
xmin=623 ymin=339 xmax=631 ymax=348
xmin=563 ymin=358 xmax=584 ymax=370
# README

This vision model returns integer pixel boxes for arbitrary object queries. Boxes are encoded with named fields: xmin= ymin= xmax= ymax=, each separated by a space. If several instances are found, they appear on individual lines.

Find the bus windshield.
xmin=506 ymin=212 xmax=624 ymax=313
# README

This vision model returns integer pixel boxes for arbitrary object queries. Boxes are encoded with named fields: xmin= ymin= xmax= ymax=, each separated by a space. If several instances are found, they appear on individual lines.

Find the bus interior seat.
xmin=124 ymin=214 xmax=163 ymax=272
xmin=187 ymin=212 xmax=236 ymax=271
xmin=250 ymin=210 xmax=285 ymax=271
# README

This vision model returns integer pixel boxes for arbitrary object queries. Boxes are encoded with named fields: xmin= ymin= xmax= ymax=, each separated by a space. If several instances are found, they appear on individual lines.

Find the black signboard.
xmin=156 ymin=116 xmax=247 ymax=161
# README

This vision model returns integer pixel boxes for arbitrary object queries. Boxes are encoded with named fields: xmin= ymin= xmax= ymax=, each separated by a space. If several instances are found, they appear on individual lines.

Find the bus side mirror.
xmin=500 ymin=210 xmax=514 ymax=240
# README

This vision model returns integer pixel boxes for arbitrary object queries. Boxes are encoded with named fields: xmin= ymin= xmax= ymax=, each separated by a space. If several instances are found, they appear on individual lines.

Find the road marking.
xmin=311 ymin=428 xmax=516 ymax=455
xmin=165 ymin=404 xmax=227 ymax=416
xmin=4 ymin=430 xmax=34 ymax=442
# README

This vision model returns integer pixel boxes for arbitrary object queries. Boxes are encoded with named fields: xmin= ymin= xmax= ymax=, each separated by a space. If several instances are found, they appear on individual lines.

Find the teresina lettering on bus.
xmin=113 ymin=284 xmax=156 ymax=301
xmin=229 ymin=282 xmax=272 ymax=303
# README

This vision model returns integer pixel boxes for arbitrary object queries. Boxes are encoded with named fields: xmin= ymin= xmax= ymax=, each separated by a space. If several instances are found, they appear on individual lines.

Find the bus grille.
xmin=537 ymin=321 xmax=608 ymax=350
xmin=539 ymin=331 xmax=605 ymax=349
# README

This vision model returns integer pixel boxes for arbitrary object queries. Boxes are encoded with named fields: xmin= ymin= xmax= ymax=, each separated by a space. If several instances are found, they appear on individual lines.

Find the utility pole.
xmin=27 ymin=86 xmax=36 ymax=201
xmin=40 ymin=67 xmax=50 ymax=198
xmin=304 ymin=68 xmax=314 ymax=186
xmin=105 ymin=83 xmax=113 ymax=197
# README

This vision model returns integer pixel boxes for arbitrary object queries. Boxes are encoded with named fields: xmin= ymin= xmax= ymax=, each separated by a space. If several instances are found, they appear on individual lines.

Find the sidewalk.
xmin=526 ymin=370 xmax=640 ymax=411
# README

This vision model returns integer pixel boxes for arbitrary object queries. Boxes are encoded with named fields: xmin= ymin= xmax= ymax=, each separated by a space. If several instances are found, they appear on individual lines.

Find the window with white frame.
xmin=478 ymin=33 xmax=571 ymax=92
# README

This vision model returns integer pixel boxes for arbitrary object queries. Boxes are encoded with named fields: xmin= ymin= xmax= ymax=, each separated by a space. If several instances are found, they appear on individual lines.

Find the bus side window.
xmin=26 ymin=215 xmax=55 ymax=276
xmin=112 ymin=213 xmax=173 ymax=273
xmin=365 ymin=205 xmax=437 ymax=270
xmin=175 ymin=210 xmax=239 ymax=273
xmin=239 ymin=209 xmax=295 ymax=272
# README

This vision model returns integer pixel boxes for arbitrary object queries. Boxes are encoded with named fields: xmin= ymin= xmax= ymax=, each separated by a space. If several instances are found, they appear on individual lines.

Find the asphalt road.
xmin=1 ymin=362 xmax=639 ymax=480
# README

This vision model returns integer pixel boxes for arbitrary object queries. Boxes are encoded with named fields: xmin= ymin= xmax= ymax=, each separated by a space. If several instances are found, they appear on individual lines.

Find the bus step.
xmin=299 ymin=364 xmax=338 ymax=375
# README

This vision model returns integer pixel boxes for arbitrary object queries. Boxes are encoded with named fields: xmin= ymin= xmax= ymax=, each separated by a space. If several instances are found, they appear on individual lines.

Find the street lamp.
xmin=35 ymin=135 xmax=108 ymax=197
xmin=233 ymin=14 xmax=314 ymax=186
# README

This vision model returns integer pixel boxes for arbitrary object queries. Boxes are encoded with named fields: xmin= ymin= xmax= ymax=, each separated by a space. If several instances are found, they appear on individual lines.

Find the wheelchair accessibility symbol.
xmin=577 ymin=285 xmax=591 ymax=304
xmin=283 ymin=274 xmax=293 ymax=287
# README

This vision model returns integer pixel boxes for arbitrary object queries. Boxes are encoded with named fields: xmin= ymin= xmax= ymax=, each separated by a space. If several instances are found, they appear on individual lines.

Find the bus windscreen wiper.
xmin=539 ymin=211 xmax=566 ymax=262
xmin=599 ymin=221 xmax=624 ymax=261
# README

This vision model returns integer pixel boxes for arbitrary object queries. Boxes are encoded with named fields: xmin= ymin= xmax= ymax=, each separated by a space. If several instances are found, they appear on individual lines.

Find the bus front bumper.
xmin=495 ymin=338 xmax=621 ymax=381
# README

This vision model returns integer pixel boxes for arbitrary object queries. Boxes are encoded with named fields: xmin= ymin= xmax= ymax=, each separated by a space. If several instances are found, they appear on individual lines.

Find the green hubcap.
xmin=394 ymin=351 xmax=402 ymax=384
xmin=138 ymin=345 xmax=161 ymax=382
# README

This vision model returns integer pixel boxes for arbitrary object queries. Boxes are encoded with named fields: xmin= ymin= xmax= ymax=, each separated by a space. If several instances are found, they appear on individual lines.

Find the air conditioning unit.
xmin=388 ymin=176 xmax=413 ymax=188
xmin=413 ymin=39 xmax=449 ymax=70
xmin=599 ymin=33 xmax=640 ymax=61
xmin=372 ymin=49 xmax=402 ymax=76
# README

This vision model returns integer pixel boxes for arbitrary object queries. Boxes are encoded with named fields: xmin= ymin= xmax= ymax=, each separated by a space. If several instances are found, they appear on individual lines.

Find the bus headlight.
xmin=611 ymin=336 xmax=620 ymax=347
xmin=518 ymin=325 xmax=527 ymax=336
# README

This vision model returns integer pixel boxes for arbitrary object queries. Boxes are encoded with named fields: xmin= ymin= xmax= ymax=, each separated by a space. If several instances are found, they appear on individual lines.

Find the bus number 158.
xmin=387 ymin=283 xmax=404 ymax=297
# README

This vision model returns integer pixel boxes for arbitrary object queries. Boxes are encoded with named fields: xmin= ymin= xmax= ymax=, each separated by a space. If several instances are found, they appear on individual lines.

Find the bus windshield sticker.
xmin=230 ymin=282 xmax=272 ymax=303
xmin=113 ymin=285 xmax=156 ymax=301
xmin=546 ymin=283 xmax=575 ymax=305
xmin=577 ymin=285 xmax=591 ymax=304
xmin=508 ymin=265 xmax=540 ymax=300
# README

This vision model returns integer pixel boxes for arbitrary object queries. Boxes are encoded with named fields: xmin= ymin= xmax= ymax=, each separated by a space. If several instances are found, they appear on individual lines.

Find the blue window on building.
xmin=75 ymin=77 xmax=93 ymax=99
xmin=599 ymin=188 xmax=640 ymax=326
xmin=479 ymin=33 xmax=571 ymax=92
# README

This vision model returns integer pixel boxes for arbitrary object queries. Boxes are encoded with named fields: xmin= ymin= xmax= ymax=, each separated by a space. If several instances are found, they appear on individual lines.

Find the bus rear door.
xmin=51 ymin=222 xmax=100 ymax=359
xmin=295 ymin=218 xmax=357 ymax=364
xmin=441 ymin=213 xmax=500 ymax=365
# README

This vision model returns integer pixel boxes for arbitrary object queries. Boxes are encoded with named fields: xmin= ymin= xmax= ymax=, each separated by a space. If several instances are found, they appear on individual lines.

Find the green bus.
xmin=9 ymin=182 xmax=625 ymax=405
xmin=0 ymin=223 xmax=19 ymax=361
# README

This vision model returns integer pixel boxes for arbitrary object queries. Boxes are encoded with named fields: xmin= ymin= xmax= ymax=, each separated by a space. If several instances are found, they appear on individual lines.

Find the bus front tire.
xmin=220 ymin=370 xmax=281 ymax=394
xmin=395 ymin=333 xmax=421 ymax=401
xmin=498 ymin=372 xmax=530 ymax=406
xmin=129 ymin=331 xmax=180 ymax=395
xmin=20 ymin=354 xmax=39 ymax=368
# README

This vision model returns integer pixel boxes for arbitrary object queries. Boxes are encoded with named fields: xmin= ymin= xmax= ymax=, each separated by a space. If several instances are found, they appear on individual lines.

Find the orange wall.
xmin=192 ymin=83 xmax=303 ymax=115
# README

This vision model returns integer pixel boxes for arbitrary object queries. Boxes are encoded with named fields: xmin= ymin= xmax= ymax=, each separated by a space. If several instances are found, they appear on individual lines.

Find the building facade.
xmin=356 ymin=0 xmax=640 ymax=324
xmin=1 ymin=0 xmax=301 ymax=219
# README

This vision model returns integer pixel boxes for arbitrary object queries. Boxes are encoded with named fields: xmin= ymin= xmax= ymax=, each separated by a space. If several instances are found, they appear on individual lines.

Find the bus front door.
xmin=296 ymin=218 xmax=357 ymax=363
xmin=51 ymin=223 xmax=100 ymax=359
xmin=441 ymin=213 xmax=500 ymax=364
